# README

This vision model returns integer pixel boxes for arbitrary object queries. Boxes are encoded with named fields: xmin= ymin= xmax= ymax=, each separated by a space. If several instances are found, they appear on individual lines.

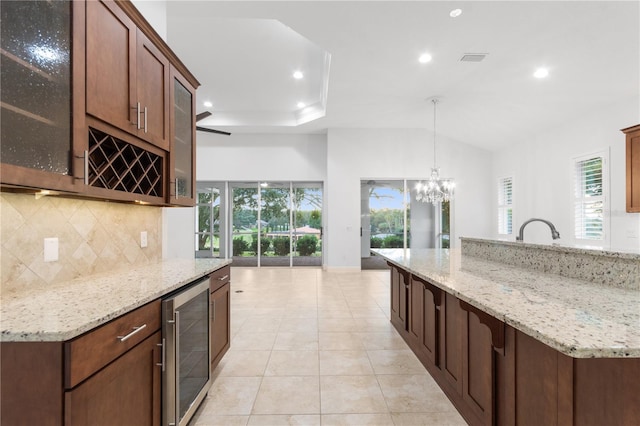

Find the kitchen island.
xmin=373 ymin=246 xmax=639 ymax=426
xmin=0 ymin=258 xmax=231 ymax=425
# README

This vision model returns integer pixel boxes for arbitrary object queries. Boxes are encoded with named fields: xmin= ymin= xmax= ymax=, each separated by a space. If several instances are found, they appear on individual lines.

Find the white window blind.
xmin=498 ymin=177 xmax=513 ymax=235
xmin=574 ymin=155 xmax=604 ymax=240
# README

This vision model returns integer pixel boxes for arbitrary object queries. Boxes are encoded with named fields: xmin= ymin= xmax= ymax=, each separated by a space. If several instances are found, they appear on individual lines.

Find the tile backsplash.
xmin=1 ymin=193 xmax=162 ymax=295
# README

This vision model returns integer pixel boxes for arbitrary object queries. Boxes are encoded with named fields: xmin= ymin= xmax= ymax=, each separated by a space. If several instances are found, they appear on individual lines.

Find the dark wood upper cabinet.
xmin=85 ymin=0 xmax=135 ymax=138
xmin=0 ymin=0 xmax=81 ymax=192
xmin=622 ymin=124 xmax=640 ymax=213
xmin=169 ymin=67 xmax=196 ymax=205
xmin=1 ymin=0 xmax=198 ymax=205
xmin=135 ymin=29 xmax=170 ymax=150
xmin=86 ymin=1 xmax=170 ymax=151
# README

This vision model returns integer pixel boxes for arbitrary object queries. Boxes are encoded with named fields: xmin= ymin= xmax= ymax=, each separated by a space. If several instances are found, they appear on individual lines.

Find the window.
xmin=573 ymin=153 xmax=607 ymax=241
xmin=498 ymin=176 xmax=513 ymax=235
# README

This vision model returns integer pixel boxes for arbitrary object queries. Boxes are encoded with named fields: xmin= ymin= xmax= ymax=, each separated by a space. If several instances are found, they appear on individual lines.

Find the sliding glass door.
xmin=361 ymin=179 xmax=449 ymax=269
xmin=292 ymin=183 xmax=323 ymax=267
xmin=260 ymin=182 xmax=291 ymax=266
xmin=197 ymin=181 xmax=323 ymax=267
xmin=230 ymin=183 xmax=259 ymax=266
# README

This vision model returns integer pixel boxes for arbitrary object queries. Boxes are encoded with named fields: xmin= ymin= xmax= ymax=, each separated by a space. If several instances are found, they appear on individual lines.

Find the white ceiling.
xmin=165 ymin=1 xmax=639 ymax=151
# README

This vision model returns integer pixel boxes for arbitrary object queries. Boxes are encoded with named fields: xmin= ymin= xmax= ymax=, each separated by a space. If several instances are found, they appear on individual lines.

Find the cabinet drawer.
xmin=209 ymin=266 xmax=231 ymax=293
xmin=65 ymin=300 xmax=161 ymax=388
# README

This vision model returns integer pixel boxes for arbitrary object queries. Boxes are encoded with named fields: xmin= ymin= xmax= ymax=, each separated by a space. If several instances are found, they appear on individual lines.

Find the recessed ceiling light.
xmin=297 ymin=102 xmax=306 ymax=109
xmin=534 ymin=67 xmax=549 ymax=79
xmin=418 ymin=53 xmax=432 ymax=64
xmin=293 ymin=70 xmax=304 ymax=79
xmin=203 ymin=101 xmax=213 ymax=108
xmin=450 ymin=8 xmax=463 ymax=18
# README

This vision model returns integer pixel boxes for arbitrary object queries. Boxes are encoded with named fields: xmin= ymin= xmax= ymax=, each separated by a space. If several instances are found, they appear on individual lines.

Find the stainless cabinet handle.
xmin=143 ymin=106 xmax=148 ymax=133
xmin=175 ymin=178 xmax=179 ymax=198
xmin=117 ymin=324 xmax=147 ymax=342
xmin=218 ymin=275 xmax=229 ymax=281
xmin=156 ymin=338 xmax=166 ymax=371
xmin=132 ymin=102 xmax=141 ymax=129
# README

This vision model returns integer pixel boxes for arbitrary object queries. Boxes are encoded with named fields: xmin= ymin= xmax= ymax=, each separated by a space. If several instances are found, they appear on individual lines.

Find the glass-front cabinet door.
xmin=169 ymin=67 xmax=196 ymax=205
xmin=0 ymin=0 xmax=79 ymax=191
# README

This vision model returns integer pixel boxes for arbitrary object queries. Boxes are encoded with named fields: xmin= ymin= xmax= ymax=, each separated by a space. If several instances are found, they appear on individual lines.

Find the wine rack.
xmin=88 ymin=127 xmax=163 ymax=197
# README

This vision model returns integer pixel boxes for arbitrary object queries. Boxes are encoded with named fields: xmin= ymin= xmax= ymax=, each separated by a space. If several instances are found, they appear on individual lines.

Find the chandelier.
xmin=415 ymin=99 xmax=455 ymax=204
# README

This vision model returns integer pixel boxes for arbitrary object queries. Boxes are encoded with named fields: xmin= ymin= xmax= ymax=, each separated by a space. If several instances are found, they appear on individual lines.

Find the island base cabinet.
xmin=387 ymin=263 xmax=640 ymax=426
xmin=409 ymin=276 xmax=441 ymax=366
xmin=64 ymin=331 xmax=161 ymax=426
xmin=512 ymin=330 xmax=640 ymax=426
xmin=440 ymin=292 xmax=463 ymax=395
xmin=389 ymin=263 xmax=409 ymax=334
xmin=573 ymin=357 xmax=640 ymax=425
xmin=461 ymin=309 xmax=496 ymax=426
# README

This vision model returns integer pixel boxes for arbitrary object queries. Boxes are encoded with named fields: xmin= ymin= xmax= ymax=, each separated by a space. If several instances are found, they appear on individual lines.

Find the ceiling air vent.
xmin=460 ymin=53 xmax=488 ymax=62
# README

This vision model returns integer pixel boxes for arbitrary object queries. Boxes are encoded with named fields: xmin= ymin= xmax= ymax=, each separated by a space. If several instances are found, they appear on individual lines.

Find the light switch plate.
xmin=140 ymin=231 xmax=148 ymax=248
xmin=44 ymin=238 xmax=59 ymax=262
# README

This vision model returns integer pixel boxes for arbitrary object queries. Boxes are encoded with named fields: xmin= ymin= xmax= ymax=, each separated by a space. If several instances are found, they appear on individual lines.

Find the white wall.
xmin=491 ymin=96 xmax=640 ymax=251
xmin=131 ymin=0 xmax=167 ymax=40
xmin=197 ymin=133 xmax=327 ymax=182
xmin=162 ymin=207 xmax=195 ymax=259
xmin=196 ymin=130 xmax=492 ymax=269
xmin=326 ymin=128 xmax=493 ymax=269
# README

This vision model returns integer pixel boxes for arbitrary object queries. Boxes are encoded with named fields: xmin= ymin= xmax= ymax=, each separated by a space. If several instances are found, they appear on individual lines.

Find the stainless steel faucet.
xmin=516 ymin=218 xmax=560 ymax=242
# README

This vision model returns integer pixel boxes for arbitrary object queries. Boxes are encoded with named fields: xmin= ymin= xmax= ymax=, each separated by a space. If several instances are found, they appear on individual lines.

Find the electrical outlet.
xmin=140 ymin=231 xmax=148 ymax=248
xmin=626 ymin=229 xmax=638 ymax=239
xmin=44 ymin=238 xmax=59 ymax=262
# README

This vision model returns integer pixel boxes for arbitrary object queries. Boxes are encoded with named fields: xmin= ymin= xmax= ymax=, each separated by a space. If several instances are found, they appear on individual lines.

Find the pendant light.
xmin=415 ymin=99 xmax=455 ymax=204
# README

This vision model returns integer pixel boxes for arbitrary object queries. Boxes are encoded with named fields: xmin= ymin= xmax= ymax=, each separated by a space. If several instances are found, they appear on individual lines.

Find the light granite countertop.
xmin=372 ymin=248 xmax=640 ymax=358
xmin=0 ymin=258 xmax=231 ymax=342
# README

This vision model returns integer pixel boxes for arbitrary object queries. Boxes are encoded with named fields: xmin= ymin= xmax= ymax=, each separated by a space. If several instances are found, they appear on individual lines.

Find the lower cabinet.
xmin=409 ymin=275 xmax=441 ymax=366
xmin=65 ymin=331 xmax=161 ymax=426
xmin=388 ymin=266 xmax=640 ymax=426
xmin=210 ymin=281 xmax=230 ymax=370
xmin=395 ymin=272 xmax=506 ymax=425
xmin=440 ymin=291 xmax=463 ymax=396
xmin=389 ymin=262 xmax=409 ymax=333
xmin=0 ymin=266 xmax=233 ymax=425
xmin=459 ymin=301 xmax=504 ymax=426
xmin=0 ymin=300 xmax=162 ymax=426
xmin=209 ymin=265 xmax=231 ymax=370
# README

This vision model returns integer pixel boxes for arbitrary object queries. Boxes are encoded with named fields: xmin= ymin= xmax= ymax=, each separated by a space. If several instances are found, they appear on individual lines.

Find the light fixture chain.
xmin=433 ymin=99 xmax=437 ymax=168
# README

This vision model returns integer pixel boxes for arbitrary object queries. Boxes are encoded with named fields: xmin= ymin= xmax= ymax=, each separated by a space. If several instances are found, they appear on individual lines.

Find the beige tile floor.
xmin=191 ymin=267 xmax=467 ymax=426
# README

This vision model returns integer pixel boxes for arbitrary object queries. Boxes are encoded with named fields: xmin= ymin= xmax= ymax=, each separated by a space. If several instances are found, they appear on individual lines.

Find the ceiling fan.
xmin=196 ymin=111 xmax=231 ymax=136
